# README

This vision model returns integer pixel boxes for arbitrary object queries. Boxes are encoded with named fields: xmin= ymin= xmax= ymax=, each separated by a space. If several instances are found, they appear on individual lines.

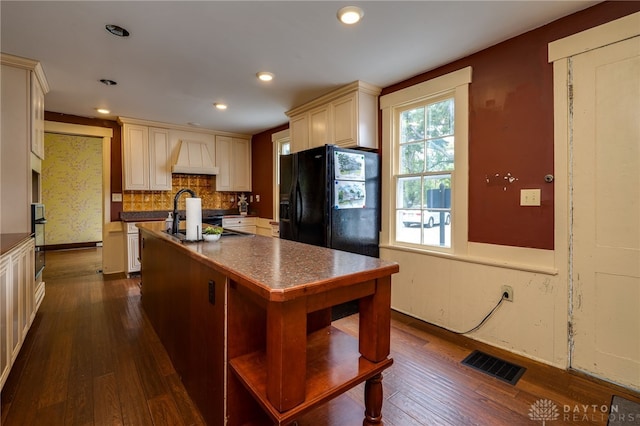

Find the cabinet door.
xmin=20 ymin=244 xmax=33 ymax=337
xmin=127 ymin=233 xmax=141 ymax=273
xmin=289 ymin=114 xmax=309 ymax=153
xmin=123 ymin=124 xmax=150 ymax=190
xmin=148 ymin=127 xmax=172 ymax=190
xmin=10 ymin=251 xmax=22 ymax=360
xmin=309 ymin=105 xmax=330 ymax=148
xmin=0 ymin=258 xmax=10 ymax=389
xmin=332 ymin=93 xmax=357 ymax=147
xmin=30 ymin=73 xmax=45 ymax=160
xmin=215 ymin=136 xmax=232 ymax=191
xmin=25 ymin=241 xmax=35 ymax=326
xmin=232 ymin=138 xmax=251 ymax=192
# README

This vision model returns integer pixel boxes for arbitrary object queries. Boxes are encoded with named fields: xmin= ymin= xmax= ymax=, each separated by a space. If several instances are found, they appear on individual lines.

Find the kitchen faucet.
xmin=172 ymin=188 xmax=196 ymax=234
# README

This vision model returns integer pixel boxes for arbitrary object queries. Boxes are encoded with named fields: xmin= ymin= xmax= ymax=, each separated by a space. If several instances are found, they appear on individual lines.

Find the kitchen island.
xmin=138 ymin=225 xmax=399 ymax=425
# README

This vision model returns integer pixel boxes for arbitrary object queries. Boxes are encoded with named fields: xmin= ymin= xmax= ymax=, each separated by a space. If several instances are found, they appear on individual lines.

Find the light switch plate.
xmin=520 ymin=189 xmax=541 ymax=206
xmin=112 ymin=193 xmax=123 ymax=202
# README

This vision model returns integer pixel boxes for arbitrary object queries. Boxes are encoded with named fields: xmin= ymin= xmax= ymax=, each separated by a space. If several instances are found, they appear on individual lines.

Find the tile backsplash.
xmin=123 ymin=174 xmax=240 ymax=211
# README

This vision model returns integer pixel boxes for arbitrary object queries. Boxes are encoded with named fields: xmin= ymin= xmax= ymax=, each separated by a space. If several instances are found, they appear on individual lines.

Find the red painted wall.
xmin=381 ymin=1 xmax=640 ymax=249
xmin=250 ymin=123 xmax=289 ymax=219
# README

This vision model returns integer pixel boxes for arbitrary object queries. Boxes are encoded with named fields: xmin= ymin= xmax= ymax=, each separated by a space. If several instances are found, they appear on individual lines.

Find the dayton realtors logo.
xmin=529 ymin=398 xmax=639 ymax=424
xmin=529 ymin=399 xmax=560 ymax=425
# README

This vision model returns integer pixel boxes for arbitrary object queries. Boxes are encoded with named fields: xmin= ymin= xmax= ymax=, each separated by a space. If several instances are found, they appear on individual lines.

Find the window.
xmin=272 ymin=129 xmax=290 ymax=220
xmin=396 ymin=97 xmax=455 ymax=247
xmin=380 ymin=67 xmax=471 ymax=253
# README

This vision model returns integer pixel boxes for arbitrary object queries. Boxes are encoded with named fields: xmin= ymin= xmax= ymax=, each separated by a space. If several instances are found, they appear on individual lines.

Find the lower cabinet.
xmin=1 ymin=238 xmax=37 ymax=391
xmin=125 ymin=221 xmax=164 ymax=275
xmin=127 ymin=226 xmax=141 ymax=275
xmin=222 ymin=216 xmax=257 ymax=234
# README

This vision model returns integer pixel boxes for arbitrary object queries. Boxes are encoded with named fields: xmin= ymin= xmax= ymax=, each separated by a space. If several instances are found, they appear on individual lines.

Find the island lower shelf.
xmin=229 ymin=325 xmax=394 ymax=425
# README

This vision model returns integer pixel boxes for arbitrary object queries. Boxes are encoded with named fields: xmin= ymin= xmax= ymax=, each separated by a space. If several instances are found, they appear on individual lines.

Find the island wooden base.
xmin=139 ymin=227 xmax=398 ymax=426
xmin=230 ymin=326 xmax=393 ymax=425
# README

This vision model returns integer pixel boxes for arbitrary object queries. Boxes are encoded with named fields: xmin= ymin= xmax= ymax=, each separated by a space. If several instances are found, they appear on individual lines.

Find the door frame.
xmin=549 ymin=12 xmax=640 ymax=370
xmin=43 ymin=121 xmax=113 ymax=266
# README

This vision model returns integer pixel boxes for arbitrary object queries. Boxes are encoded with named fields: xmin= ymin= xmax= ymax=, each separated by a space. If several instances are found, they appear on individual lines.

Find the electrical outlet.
xmin=256 ymin=194 xmax=260 ymax=202
xmin=501 ymin=285 xmax=514 ymax=302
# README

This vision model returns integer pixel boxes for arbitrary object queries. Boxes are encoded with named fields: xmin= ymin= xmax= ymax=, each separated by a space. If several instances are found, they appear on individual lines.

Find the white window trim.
xmin=380 ymin=67 xmax=471 ymax=255
xmin=272 ymin=129 xmax=290 ymax=221
xmin=380 ymin=67 xmax=558 ymax=275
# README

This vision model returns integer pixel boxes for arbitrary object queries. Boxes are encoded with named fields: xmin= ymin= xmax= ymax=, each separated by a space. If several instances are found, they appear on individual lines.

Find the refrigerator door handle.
xmin=295 ymin=183 xmax=303 ymax=224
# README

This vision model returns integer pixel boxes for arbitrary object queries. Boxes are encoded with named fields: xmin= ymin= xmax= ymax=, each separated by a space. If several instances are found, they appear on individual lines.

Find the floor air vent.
xmin=461 ymin=350 xmax=526 ymax=385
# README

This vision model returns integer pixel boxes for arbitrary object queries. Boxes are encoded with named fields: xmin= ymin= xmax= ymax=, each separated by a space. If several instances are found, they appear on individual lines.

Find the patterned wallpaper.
xmin=123 ymin=174 xmax=238 ymax=212
xmin=42 ymin=133 xmax=103 ymax=245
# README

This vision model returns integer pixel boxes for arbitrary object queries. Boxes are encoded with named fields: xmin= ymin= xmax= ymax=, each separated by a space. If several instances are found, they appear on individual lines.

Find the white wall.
xmin=383 ymin=246 xmax=569 ymax=367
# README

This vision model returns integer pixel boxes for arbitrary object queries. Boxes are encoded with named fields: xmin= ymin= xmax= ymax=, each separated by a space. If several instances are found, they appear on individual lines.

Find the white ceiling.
xmin=1 ymin=1 xmax=599 ymax=135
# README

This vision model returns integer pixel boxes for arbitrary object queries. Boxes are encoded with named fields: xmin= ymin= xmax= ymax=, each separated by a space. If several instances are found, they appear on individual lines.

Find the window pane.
xmin=396 ymin=176 xmax=422 ymax=209
xmin=400 ymin=142 xmax=425 ymax=174
xmin=426 ymin=136 xmax=454 ymax=172
xmin=427 ymin=98 xmax=454 ymax=138
xmin=400 ymin=107 xmax=425 ymax=143
xmin=423 ymin=174 xmax=451 ymax=209
xmin=281 ymin=142 xmax=290 ymax=155
xmin=422 ymin=174 xmax=451 ymax=247
xmin=396 ymin=210 xmax=421 ymax=244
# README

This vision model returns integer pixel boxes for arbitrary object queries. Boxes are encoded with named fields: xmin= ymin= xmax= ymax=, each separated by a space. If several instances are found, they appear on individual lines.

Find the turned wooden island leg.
xmin=363 ymin=373 xmax=384 ymax=425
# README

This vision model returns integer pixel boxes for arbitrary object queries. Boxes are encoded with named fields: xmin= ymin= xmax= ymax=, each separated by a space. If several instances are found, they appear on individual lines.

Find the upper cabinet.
xmin=215 ymin=136 xmax=251 ymax=192
xmin=286 ymin=81 xmax=381 ymax=153
xmin=1 ymin=54 xmax=49 ymax=234
xmin=120 ymin=120 xmax=171 ymax=191
xmin=30 ymin=74 xmax=46 ymax=160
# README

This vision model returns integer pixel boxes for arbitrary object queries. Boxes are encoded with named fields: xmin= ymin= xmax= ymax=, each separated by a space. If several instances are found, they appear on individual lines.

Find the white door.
xmin=570 ymin=35 xmax=640 ymax=390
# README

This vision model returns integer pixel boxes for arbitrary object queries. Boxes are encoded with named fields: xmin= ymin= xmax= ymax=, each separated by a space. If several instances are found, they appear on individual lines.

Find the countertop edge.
xmin=138 ymin=225 xmax=399 ymax=302
xmin=1 ymin=233 xmax=34 ymax=256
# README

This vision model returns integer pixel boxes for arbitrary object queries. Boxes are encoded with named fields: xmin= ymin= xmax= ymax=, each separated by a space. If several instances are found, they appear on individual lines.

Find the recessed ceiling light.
xmin=256 ymin=72 xmax=274 ymax=82
xmin=96 ymin=108 xmax=110 ymax=114
xmin=337 ymin=6 xmax=364 ymax=25
xmin=214 ymin=103 xmax=227 ymax=110
xmin=99 ymin=79 xmax=117 ymax=86
xmin=188 ymin=122 xmax=201 ymax=127
xmin=105 ymin=24 xmax=130 ymax=37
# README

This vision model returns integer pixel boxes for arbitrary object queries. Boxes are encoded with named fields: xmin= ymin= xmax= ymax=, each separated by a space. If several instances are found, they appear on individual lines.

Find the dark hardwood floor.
xmin=1 ymin=248 xmax=638 ymax=425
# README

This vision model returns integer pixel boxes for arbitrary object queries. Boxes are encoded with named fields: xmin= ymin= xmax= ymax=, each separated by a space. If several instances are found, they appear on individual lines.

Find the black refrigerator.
xmin=279 ymin=145 xmax=380 ymax=258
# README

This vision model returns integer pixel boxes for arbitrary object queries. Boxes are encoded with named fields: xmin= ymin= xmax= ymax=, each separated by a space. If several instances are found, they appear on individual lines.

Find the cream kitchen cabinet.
xmin=289 ymin=114 xmax=309 ymax=153
xmin=121 ymin=122 xmax=172 ymax=191
xmin=1 ymin=54 xmax=49 ymax=235
xmin=1 ymin=237 xmax=36 ymax=392
xmin=215 ymin=136 xmax=252 ymax=192
xmin=31 ymin=73 xmax=46 ymax=160
xmin=125 ymin=221 xmax=164 ymax=275
xmin=286 ymin=81 xmax=381 ymax=153
xmin=222 ymin=216 xmax=257 ymax=234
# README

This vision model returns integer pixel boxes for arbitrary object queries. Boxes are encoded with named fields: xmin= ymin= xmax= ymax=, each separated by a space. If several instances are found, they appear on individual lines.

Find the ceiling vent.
xmin=172 ymin=140 xmax=219 ymax=175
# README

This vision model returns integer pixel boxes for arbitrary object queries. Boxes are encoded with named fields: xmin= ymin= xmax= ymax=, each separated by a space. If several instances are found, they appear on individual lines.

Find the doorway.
xmin=42 ymin=133 xmax=103 ymax=248
xmin=43 ymin=122 xmax=112 ymax=269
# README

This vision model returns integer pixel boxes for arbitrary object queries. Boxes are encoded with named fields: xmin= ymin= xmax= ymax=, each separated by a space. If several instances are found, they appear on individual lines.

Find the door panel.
xmin=296 ymin=147 xmax=327 ymax=247
xmin=571 ymin=35 xmax=640 ymax=390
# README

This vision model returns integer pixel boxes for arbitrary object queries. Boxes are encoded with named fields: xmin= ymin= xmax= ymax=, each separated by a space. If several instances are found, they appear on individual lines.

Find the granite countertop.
xmin=139 ymin=225 xmax=398 ymax=301
xmin=1 ymin=233 xmax=34 ymax=256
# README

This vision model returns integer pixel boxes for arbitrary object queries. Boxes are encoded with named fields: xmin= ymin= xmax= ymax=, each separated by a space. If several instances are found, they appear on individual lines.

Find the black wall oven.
xmin=31 ymin=203 xmax=46 ymax=278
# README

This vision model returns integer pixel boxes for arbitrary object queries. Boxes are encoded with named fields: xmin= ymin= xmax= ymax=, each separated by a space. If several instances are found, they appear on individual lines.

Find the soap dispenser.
xmin=165 ymin=212 xmax=173 ymax=232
